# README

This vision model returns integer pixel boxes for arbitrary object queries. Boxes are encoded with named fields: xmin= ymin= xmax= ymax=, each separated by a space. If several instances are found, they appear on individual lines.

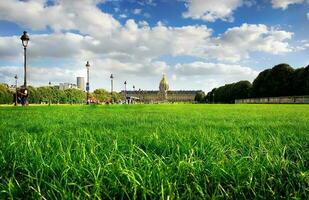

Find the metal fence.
xmin=235 ymin=96 xmax=309 ymax=104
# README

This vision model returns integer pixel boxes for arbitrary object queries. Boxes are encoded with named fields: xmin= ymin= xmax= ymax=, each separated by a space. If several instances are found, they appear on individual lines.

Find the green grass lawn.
xmin=0 ymin=104 xmax=308 ymax=199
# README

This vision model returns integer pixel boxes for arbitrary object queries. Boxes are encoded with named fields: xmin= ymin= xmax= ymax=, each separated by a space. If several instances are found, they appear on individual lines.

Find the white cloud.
xmin=174 ymin=62 xmax=258 ymax=77
xmin=0 ymin=36 xmax=20 ymax=59
xmin=0 ymin=0 xmax=120 ymax=37
xmin=0 ymin=22 xmax=293 ymax=67
xmin=119 ymin=14 xmax=128 ymax=18
xmin=0 ymin=66 xmax=76 ymax=86
xmin=0 ymin=0 xmax=296 ymax=90
xmin=208 ymin=24 xmax=293 ymax=62
xmin=137 ymin=0 xmax=156 ymax=6
xmin=0 ymin=1 xmax=293 ymax=63
xmin=133 ymin=8 xmax=142 ymax=15
xmin=93 ymin=58 xmax=169 ymax=76
xmin=293 ymin=39 xmax=309 ymax=51
xmin=172 ymin=62 xmax=259 ymax=91
xmin=143 ymin=13 xmax=151 ymax=18
xmin=271 ymin=0 xmax=304 ymax=9
xmin=182 ymin=0 xmax=244 ymax=22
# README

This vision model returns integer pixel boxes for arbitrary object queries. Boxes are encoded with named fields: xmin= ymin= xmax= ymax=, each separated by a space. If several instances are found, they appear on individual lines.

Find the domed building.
xmin=158 ymin=74 xmax=169 ymax=101
xmin=123 ymin=74 xmax=202 ymax=103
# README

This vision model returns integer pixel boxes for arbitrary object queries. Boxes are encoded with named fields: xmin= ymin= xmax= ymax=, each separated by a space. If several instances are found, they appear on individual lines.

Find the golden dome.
xmin=159 ymin=74 xmax=169 ymax=92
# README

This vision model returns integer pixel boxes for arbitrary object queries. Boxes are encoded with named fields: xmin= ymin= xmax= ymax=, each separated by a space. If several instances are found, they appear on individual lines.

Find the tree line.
xmin=205 ymin=63 xmax=309 ymax=103
xmin=0 ymin=85 xmax=123 ymax=104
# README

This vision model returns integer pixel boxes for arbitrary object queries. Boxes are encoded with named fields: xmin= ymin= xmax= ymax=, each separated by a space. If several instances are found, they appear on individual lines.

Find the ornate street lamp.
xmin=20 ymin=31 xmax=29 ymax=106
xmin=49 ymin=81 xmax=51 ymax=106
xmin=110 ymin=74 xmax=114 ymax=103
xmin=124 ymin=81 xmax=127 ymax=93
xmin=20 ymin=31 xmax=29 ymax=87
xmin=133 ymin=85 xmax=135 ymax=92
xmin=124 ymin=81 xmax=127 ymax=104
xmin=14 ymin=75 xmax=18 ymax=106
xmin=85 ymin=61 xmax=90 ymax=104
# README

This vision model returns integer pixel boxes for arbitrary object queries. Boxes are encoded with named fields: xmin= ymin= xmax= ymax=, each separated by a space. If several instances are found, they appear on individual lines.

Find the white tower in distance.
xmin=77 ymin=77 xmax=85 ymax=91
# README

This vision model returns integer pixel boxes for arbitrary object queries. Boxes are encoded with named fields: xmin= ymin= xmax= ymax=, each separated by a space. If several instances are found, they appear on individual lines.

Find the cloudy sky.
xmin=0 ymin=0 xmax=308 ymax=92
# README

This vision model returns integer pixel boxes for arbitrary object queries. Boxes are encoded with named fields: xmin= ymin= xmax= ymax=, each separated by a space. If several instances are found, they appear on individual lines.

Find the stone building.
xmin=59 ymin=83 xmax=77 ymax=90
xmin=122 ymin=75 xmax=202 ymax=103
xmin=77 ymin=77 xmax=85 ymax=91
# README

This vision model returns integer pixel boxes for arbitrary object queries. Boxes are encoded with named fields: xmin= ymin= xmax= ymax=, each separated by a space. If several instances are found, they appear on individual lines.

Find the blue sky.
xmin=0 ymin=0 xmax=308 ymax=92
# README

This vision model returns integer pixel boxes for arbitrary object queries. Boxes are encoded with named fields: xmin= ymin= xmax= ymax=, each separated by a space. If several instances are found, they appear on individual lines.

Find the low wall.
xmin=235 ymin=96 xmax=309 ymax=104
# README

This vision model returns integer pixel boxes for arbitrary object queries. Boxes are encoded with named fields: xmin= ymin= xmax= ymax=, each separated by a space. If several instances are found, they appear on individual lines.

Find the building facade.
xmin=59 ymin=83 xmax=77 ymax=90
xmin=77 ymin=77 xmax=85 ymax=91
xmin=122 ymin=75 xmax=202 ymax=103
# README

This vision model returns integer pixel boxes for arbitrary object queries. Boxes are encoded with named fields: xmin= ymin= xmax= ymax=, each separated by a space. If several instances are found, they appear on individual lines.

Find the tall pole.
xmin=87 ymin=67 xmax=89 ymax=104
xmin=86 ymin=61 xmax=90 ymax=105
xmin=110 ymin=74 xmax=114 ymax=94
xmin=24 ymin=47 xmax=27 ymax=87
xmin=14 ymin=75 xmax=18 ymax=106
xmin=124 ymin=81 xmax=127 ymax=104
xmin=125 ymin=82 xmax=127 ymax=93
xmin=124 ymin=81 xmax=127 ymax=95
xmin=20 ymin=31 xmax=29 ymax=106
xmin=49 ymin=81 xmax=51 ymax=106
xmin=110 ymin=74 xmax=114 ymax=104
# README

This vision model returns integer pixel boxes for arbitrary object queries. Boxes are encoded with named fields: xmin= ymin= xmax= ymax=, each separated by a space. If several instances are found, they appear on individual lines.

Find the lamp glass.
xmin=22 ymin=39 xmax=29 ymax=47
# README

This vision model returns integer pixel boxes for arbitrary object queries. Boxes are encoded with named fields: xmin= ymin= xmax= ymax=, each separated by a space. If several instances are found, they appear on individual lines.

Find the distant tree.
xmin=64 ymin=89 xmax=85 ymax=104
xmin=206 ymin=81 xmax=252 ymax=103
xmin=93 ymin=89 xmax=110 ymax=103
xmin=111 ymin=91 xmax=122 ymax=103
xmin=194 ymin=91 xmax=206 ymax=103
xmin=214 ymin=83 xmax=233 ymax=103
xmin=269 ymin=64 xmax=294 ymax=96
xmin=57 ymin=89 xmax=67 ymax=104
xmin=36 ymin=86 xmax=51 ymax=103
xmin=0 ymin=84 xmax=13 ymax=104
xmin=233 ymin=81 xmax=252 ymax=100
xmin=252 ymin=69 xmax=272 ymax=97
xmin=252 ymin=63 xmax=294 ymax=97
xmin=206 ymin=88 xmax=216 ymax=103
xmin=0 ymin=85 xmax=121 ymax=105
xmin=292 ymin=65 xmax=309 ymax=95
xmin=27 ymin=86 xmax=39 ymax=104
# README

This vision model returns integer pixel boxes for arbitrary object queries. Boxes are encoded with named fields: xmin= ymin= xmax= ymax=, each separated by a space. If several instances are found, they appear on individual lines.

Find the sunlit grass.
xmin=0 ymin=104 xmax=308 ymax=199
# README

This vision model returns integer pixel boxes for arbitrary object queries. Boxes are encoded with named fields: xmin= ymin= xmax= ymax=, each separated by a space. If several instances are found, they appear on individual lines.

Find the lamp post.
xmin=138 ymin=88 xmax=141 ymax=103
xmin=86 ymin=61 xmax=90 ymax=104
xmin=110 ymin=74 xmax=114 ymax=94
xmin=124 ymin=81 xmax=127 ymax=94
xmin=20 ymin=31 xmax=29 ymax=88
xmin=110 ymin=74 xmax=114 ymax=104
xmin=124 ymin=81 xmax=127 ymax=103
xmin=14 ymin=75 xmax=18 ymax=106
xmin=20 ymin=31 xmax=29 ymax=106
xmin=49 ymin=81 xmax=51 ymax=106
xmin=133 ymin=85 xmax=135 ymax=92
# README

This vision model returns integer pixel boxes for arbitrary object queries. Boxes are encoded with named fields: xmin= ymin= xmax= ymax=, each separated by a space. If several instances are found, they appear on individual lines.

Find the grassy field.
xmin=0 ymin=104 xmax=308 ymax=199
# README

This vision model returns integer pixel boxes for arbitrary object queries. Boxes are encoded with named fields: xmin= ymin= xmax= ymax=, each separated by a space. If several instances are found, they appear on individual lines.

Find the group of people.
xmin=14 ymin=86 xmax=28 ymax=106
